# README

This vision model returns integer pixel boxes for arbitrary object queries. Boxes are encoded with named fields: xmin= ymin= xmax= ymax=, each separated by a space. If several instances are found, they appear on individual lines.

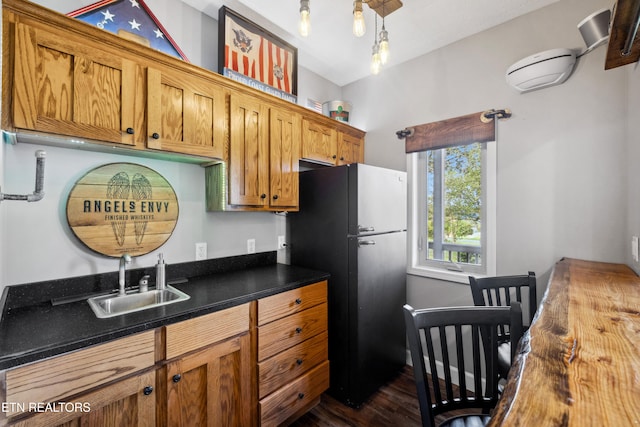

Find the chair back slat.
xmin=470 ymin=271 xmax=537 ymax=326
xmin=404 ymin=303 xmax=524 ymax=427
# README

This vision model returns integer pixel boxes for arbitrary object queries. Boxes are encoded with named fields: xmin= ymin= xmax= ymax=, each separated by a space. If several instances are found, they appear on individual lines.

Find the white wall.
xmin=344 ymin=0 xmax=629 ymax=308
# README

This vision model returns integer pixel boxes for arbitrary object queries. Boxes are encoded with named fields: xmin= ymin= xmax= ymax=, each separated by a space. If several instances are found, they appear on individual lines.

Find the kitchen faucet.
xmin=118 ymin=254 xmax=132 ymax=296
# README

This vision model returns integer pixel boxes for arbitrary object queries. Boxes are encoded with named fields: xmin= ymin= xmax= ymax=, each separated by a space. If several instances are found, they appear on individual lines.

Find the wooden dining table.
xmin=488 ymin=257 xmax=640 ymax=426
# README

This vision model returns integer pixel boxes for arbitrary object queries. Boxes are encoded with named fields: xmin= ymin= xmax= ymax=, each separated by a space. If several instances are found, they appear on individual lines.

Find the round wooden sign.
xmin=66 ymin=163 xmax=179 ymax=257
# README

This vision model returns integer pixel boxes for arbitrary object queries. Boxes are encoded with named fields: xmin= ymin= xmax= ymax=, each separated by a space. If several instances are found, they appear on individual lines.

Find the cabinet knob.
xmin=295 ymin=298 xmax=302 ymax=305
xmin=152 ymin=132 xmax=160 ymax=139
xmin=295 ymin=327 xmax=303 ymax=334
xmin=298 ymin=392 xmax=305 ymax=400
xmin=332 ymin=155 xmax=337 ymax=159
xmin=272 ymin=194 xmax=279 ymax=200
xmin=126 ymin=127 xmax=135 ymax=135
xmin=172 ymin=374 xmax=182 ymax=383
xmin=296 ymin=359 xmax=303 ymax=366
xmin=143 ymin=386 xmax=154 ymax=395
xmin=340 ymin=157 xmax=344 ymax=161
xmin=260 ymin=194 xmax=267 ymax=199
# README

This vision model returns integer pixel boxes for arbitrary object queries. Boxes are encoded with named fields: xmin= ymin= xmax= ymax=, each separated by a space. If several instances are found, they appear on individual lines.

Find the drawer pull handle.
xmin=295 ymin=327 xmax=303 ymax=334
xmin=298 ymin=392 xmax=305 ymax=400
xmin=143 ymin=386 xmax=154 ymax=395
xmin=173 ymin=374 xmax=182 ymax=383
xmin=295 ymin=298 xmax=302 ymax=305
xmin=296 ymin=358 xmax=303 ymax=366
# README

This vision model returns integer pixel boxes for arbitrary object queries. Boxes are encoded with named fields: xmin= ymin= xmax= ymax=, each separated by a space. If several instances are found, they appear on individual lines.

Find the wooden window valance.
xmin=397 ymin=109 xmax=511 ymax=153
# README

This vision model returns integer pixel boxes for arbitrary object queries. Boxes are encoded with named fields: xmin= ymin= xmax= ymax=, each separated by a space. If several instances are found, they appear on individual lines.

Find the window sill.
xmin=407 ymin=265 xmax=478 ymax=284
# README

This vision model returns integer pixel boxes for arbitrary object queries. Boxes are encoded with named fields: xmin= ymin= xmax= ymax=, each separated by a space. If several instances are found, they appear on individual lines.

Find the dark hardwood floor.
xmin=290 ymin=365 xmax=423 ymax=427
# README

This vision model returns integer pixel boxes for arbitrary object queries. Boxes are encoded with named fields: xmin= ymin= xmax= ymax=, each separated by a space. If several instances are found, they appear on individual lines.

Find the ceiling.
xmin=182 ymin=0 xmax=560 ymax=87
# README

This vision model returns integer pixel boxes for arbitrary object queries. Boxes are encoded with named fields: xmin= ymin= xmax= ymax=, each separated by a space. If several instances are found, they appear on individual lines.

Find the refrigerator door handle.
xmin=358 ymin=239 xmax=377 ymax=247
xmin=358 ymin=225 xmax=375 ymax=233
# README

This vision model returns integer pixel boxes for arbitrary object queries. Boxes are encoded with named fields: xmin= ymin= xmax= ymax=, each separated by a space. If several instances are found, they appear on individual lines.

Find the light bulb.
xmin=371 ymin=44 xmax=381 ymax=75
xmin=379 ymin=28 xmax=390 ymax=64
xmin=299 ymin=0 xmax=311 ymax=37
xmin=353 ymin=1 xmax=366 ymax=37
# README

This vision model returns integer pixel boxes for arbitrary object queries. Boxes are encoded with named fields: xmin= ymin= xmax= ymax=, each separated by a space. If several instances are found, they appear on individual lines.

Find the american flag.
xmin=68 ymin=0 xmax=188 ymax=61
xmin=224 ymin=13 xmax=294 ymax=95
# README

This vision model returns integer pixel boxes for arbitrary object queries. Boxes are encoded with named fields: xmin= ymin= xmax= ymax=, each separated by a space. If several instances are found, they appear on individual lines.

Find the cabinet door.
xmin=12 ymin=22 xmax=144 ymax=146
xmin=337 ymin=131 xmax=364 ymax=165
xmin=229 ymin=94 xmax=269 ymax=207
xmin=301 ymin=118 xmax=337 ymax=165
xmin=147 ymin=67 xmax=225 ymax=159
xmin=269 ymin=107 xmax=300 ymax=209
xmin=165 ymin=333 xmax=252 ymax=427
xmin=8 ymin=370 xmax=156 ymax=427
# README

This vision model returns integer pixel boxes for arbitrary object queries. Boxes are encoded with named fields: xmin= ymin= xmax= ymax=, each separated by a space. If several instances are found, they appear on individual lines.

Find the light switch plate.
xmin=632 ymin=236 xmax=638 ymax=262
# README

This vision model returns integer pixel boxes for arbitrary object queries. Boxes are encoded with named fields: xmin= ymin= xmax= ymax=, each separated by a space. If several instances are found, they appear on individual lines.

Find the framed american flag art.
xmin=68 ymin=0 xmax=188 ymax=61
xmin=218 ymin=7 xmax=298 ymax=103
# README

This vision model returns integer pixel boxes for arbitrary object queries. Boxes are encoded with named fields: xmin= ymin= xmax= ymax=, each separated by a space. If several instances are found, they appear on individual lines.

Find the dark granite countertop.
xmin=0 ymin=252 xmax=329 ymax=371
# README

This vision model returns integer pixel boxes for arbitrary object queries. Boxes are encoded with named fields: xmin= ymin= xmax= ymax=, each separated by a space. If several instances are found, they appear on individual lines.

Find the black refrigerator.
xmin=289 ymin=163 xmax=407 ymax=407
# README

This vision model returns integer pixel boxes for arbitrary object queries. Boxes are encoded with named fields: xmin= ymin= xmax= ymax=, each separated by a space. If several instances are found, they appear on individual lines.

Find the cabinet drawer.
xmin=4 ymin=330 xmax=155 ymax=416
xmin=258 ymin=331 xmax=328 ymax=399
xmin=259 ymin=360 xmax=330 ymax=427
xmin=165 ymin=303 xmax=250 ymax=359
xmin=258 ymin=303 xmax=327 ymax=361
xmin=258 ymin=281 xmax=327 ymax=326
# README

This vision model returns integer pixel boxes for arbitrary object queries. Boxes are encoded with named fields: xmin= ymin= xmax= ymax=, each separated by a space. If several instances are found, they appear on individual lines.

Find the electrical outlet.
xmin=278 ymin=235 xmax=286 ymax=250
xmin=247 ymin=238 xmax=256 ymax=254
xmin=195 ymin=242 xmax=207 ymax=261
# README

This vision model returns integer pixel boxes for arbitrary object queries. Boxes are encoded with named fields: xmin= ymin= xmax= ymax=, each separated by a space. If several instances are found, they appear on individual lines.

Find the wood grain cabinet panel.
xmin=337 ymin=130 xmax=365 ymax=165
xmin=10 ymin=21 xmax=144 ymax=146
xmin=301 ymin=118 xmax=338 ymax=165
xmin=6 ymin=370 xmax=156 ymax=427
xmin=164 ymin=333 xmax=252 ymax=427
xmin=258 ymin=281 xmax=327 ymax=326
xmin=256 ymin=281 xmax=329 ymax=426
xmin=269 ymin=106 xmax=300 ymax=210
xmin=229 ymin=93 xmax=270 ymax=207
xmin=4 ymin=331 xmax=155 ymax=417
xmin=259 ymin=361 xmax=330 ymax=427
xmin=147 ymin=67 xmax=225 ymax=159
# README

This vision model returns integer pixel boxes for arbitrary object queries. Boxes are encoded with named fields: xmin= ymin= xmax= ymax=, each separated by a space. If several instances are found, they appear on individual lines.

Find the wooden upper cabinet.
xmin=337 ymin=130 xmax=364 ymax=165
xmin=301 ymin=118 xmax=338 ymax=164
xmin=229 ymin=93 xmax=270 ymax=207
xmin=10 ymin=21 xmax=144 ymax=146
xmin=269 ymin=107 xmax=300 ymax=209
xmin=147 ymin=67 xmax=225 ymax=159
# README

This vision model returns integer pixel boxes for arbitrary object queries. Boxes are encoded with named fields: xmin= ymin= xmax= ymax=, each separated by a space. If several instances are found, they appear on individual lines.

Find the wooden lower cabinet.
xmin=257 ymin=281 xmax=329 ymax=426
xmin=162 ymin=333 xmax=252 ymax=427
xmin=1 ymin=285 xmax=329 ymax=427
xmin=5 ymin=370 xmax=157 ymax=427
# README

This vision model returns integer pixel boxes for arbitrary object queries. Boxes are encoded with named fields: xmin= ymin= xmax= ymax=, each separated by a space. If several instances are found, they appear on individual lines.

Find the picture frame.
xmin=68 ymin=0 xmax=188 ymax=61
xmin=218 ymin=6 xmax=298 ymax=103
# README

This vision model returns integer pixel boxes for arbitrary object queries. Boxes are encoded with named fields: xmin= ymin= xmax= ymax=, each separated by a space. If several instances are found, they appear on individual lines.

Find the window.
xmin=408 ymin=140 xmax=496 ymax=283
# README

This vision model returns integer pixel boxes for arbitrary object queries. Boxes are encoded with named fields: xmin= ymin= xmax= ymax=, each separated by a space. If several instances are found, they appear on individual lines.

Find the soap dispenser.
xmin=156 ymin=253 xmax=166 ymax=290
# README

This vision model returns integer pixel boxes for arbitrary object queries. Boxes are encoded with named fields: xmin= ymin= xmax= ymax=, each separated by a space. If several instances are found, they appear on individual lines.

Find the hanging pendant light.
xmin=379 ymin=25 xmax=390 ymax=64
xmin=353 ymin=0 xmax=366 ymax=37
xmin=371 ymin=43 xmax=381 ymax=75
xmin=299 ymin=0 xmax=311 ymax=37
xmin=378 ymin=2 xmax=390 ymax=64
xmin=371 ymin=14 xmax=381 ymax=75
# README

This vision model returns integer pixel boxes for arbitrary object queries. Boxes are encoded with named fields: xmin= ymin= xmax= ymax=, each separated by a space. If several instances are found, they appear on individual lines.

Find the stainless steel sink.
xmin=88 ymin=286 xmax=190 ymax=318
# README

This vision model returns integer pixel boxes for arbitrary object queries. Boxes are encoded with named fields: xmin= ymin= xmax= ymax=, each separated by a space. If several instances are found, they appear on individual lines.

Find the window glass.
xmin=408 ymin=141 xmax=495 ymax=282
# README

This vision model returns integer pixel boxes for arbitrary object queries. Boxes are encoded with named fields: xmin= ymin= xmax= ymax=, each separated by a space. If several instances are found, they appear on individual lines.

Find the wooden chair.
xmin=403 ymin=303 xmax=523 ymax=427
xmin=468 ymin=272 xmax=536 ymax=379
